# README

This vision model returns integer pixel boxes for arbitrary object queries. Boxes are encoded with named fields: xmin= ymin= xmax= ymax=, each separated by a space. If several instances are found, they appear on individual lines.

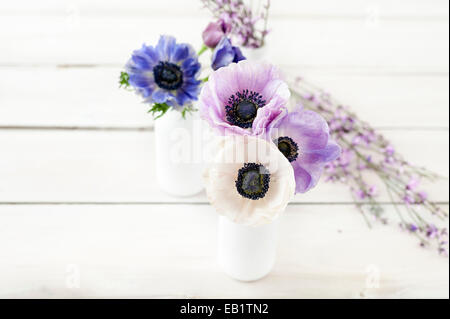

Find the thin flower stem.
xmin=288 ymin=74 xmax=448 ymax=255
xmin=352 ymin=196 xmax=373 ymax=228
xmin=385 ymin=181 xmax=407 ymax=225
xmin=197 ymin=44 xmax=208 ymax=56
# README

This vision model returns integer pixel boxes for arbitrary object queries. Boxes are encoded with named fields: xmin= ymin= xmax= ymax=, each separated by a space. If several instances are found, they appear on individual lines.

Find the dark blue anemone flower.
xmin=126 ymin=35 xmax=202 ymax=108
xmin=211 ymin=37 xmax=246 ymax=71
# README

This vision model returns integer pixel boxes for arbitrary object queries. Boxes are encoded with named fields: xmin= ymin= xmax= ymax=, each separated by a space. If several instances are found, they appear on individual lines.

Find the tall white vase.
xmin=154 ymin=108 xmax=204 ymax=197
xmin=217 ymin=215 xmax=278 ymax=281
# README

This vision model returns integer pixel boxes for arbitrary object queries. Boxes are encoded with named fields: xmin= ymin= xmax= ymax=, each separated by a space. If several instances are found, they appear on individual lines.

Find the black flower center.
xmin=235 ymin=163 xmax=270 ymax=200
xmin=236 ymin=100 xmax=257 ymax=121
xmin=153 ymin=61 xmax=183 ymax=90
xmin=275 ymin=136 xmax=299 ymax=162
xmin=225 ymin=90 xmax=266 ymax=128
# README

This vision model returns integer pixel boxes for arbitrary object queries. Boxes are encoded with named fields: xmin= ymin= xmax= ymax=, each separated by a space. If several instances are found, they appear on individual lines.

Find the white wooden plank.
xmin=1 ymin=0 xmax=448 ymax=19
xmin=0 ymin=204 xmax=447 ymax=298
xmin=0 ymin=130 xmax=447 ymax=203
xmin=0 ymin=16 xmax=448 ymax=71
xmin=0 ymin=67 xmax=447 ymax=128
xmin=0 ymin=67 xmax=149 ymax=128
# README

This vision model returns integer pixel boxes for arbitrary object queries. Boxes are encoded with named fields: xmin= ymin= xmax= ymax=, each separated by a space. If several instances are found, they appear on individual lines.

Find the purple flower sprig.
xmin=290 ymin=77 xmax=449 ymax=256
xmin=201 ymin=0 xmax=270 ymax=48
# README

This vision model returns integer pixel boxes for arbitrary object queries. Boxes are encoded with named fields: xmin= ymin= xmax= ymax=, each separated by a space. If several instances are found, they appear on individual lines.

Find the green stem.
xmin=197 ymin=44 xmax=208 ymax=56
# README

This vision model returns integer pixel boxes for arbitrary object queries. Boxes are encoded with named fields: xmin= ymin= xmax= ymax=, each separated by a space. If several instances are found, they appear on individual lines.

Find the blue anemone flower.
xmin=126 ymin=35 xmax=202 ymax=108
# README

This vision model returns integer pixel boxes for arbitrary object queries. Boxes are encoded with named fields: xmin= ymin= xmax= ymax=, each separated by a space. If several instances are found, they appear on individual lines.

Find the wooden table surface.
xmin=0 ymin=0 xmax=448 ymax=298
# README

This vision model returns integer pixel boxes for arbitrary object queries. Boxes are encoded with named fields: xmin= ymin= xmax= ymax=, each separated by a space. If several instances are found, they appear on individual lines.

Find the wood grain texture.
xmin=1 ymin=16 xmax=448 ymax=71
xmin=1 ymin=0 xmax=449 ymax=18
xmin=0 ymin=67 xmax=448 ymax=128
xmin=0 ymin=204 xmax=448 ymax=298
xmin=0 ymin=130 xmax=447 ymax=203
xmin=0 ymin=0 xmax=448 ymax=299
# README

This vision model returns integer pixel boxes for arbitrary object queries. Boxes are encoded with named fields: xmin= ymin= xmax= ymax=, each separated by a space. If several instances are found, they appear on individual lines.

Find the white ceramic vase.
xmin=154 ymin=108 xmax=204 ymax=197
xmin=217 ymin=215 xmax=278 ymax=281
xmin=242 ymin=46 xmax=269 ymax=62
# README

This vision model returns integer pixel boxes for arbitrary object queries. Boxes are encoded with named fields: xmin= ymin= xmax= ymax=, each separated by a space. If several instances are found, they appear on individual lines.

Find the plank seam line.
xmin=0 ymin=126 xmax=448 ymax=132
xmin=0 ymin=13 xmax=448 ymax=21
xmin=0 ymin=201 xmax=448 ymax=206
xmin=0 ymin=126 xmax=154 ymax=132
xmin=0 ymin=64 xmax=448 ymax=77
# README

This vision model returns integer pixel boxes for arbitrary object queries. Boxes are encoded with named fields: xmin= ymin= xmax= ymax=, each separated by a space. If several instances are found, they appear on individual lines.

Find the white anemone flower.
xmin=204 ymin=135 xmax=295 ymax=226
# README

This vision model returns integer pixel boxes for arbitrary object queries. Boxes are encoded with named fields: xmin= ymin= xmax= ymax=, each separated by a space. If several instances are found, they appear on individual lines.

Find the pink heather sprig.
xmin=290 ymin=77 xmax=449 ymax=256
xmin=201 ymin=0 xmax=270 ymax=48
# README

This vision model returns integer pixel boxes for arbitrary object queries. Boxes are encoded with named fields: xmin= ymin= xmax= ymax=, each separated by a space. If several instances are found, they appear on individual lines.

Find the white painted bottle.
xmin=217 ymin=215 xmax=278 ymax=281
xmin=242 ymin=46 xmax=269 ymax=62
xmin=154 ymin=108 xmax=204 ymax=197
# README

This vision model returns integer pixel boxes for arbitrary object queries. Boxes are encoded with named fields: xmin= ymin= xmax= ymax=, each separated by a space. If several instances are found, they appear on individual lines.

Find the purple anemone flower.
xmin=267 ymin=104 xmax=341 ymax=194
xmin=125 ymin=35 xmax=201 ymax=108
xmin=199 ymin=60 xmax=290 ymax=135
xmin=211 ymin=37 xmax=246 ymax=71
xmin=202 ymin=20 xmax=232 ymax=48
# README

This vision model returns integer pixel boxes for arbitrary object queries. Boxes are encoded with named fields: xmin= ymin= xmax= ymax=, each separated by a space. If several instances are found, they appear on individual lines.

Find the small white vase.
xmin=217 ymin=215 xmax=278 ymax=281
xmin=242 ymin=46 xmax=269 ymax=62
xmin=154 ymin=108 xmax=204 ymax=197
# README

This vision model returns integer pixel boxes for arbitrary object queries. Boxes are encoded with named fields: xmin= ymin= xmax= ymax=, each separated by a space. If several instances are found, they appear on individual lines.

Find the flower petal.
xmin=129 ymin=73 xmax=151 ymax=88
xmin=152 ymin=90 xmax=170 ymax=103
xmin=302 ymin=141 xmax=341 ymax=164
xmin=252 ymin=98 xmax=288 ymax=136
xmin=271 ymin=108 xmax=330 ymax=151
xmin=292 ymin=161 xmax=315 ymax=193
xmin=155 ymin=35 xmax=177 ymax=60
